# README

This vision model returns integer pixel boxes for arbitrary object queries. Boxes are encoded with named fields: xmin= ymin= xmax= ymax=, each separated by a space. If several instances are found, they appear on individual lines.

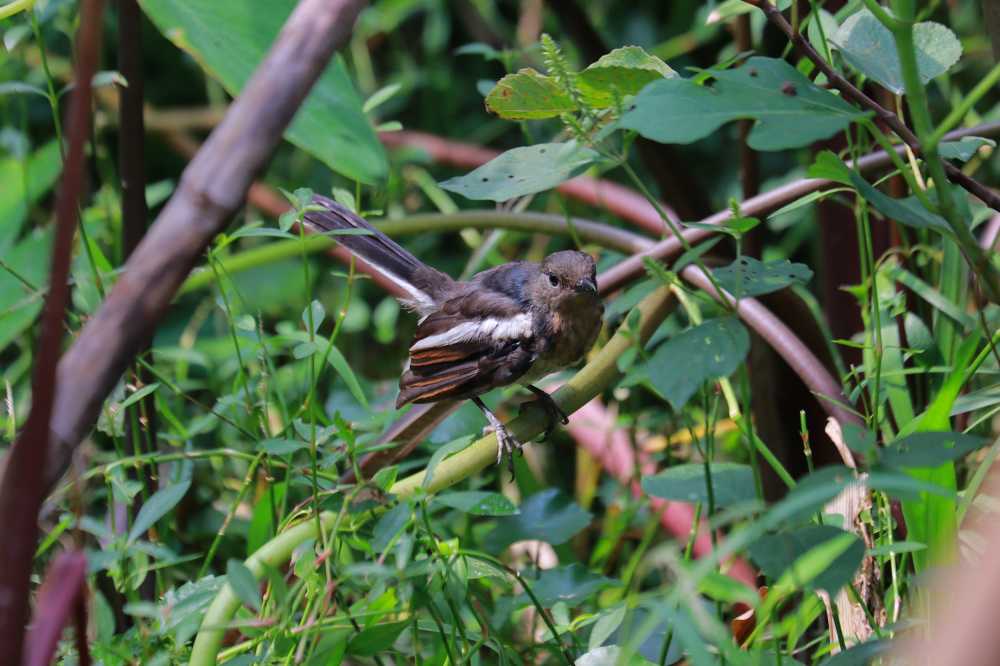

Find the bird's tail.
xmin=302 ymin=195 xmax=441 ymax=312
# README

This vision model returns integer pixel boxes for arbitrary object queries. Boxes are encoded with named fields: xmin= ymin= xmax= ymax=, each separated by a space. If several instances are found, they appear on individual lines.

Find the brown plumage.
xmin=303 ymin=195 xmax=604 ymax=472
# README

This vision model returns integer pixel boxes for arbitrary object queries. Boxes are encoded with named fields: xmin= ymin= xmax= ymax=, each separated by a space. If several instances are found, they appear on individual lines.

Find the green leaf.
xmin=0 ymin=141 xmax=61 ymax=251
xmin=819 ymin=638 xmax=893 ymax=665
xmin=347 ymin=620 xmax=409 ymax=656
xmin=484 ymin=68 xmax=575 ymax=119
xmin=748 ymin=526 xmax=864 ymax=593
xmin=576 ymin=646 xmax=657 ymax=666
xmin=642 ymin=317 xmax=749 ymax=410
xmin=642 ymin=463 xmax=757 ymax=508
xmin=247 ymin=481 xmax=286 ymax=556
xmin=128 ymin=479 xmax=192 ymax=543
xmin=259 ymin=438 xmax=308 ymax=457
xmin=439 ymin=141 xmax=599 ymax=202
xmin=484 ymin=489 xmax=592 ymax=551
xmin=302 ymin=300 xmax=325 ymax=334
xmin=620 ymin=56 xmax=865 ymax=150
xmin=138 ymin=0 xmax=386 ymax=183
xmin=119 ymin=383 xmax=160 ymax=410
xmin=578 ymin=45 xmax=676 ymax=108
xmin=697 ymin=570 xmax=759 ymax=606
xmin=879 ymin=431 xmax=987 ymax=469
xmin=325 ymin=345 xmax=368 ymax=408
xmin=588 ymin=604 xmax=627 ymax=651
xmin=518 ymin=563 xmax=619 ymax=607
xmin=712 ymin=256 xmax=813 ymax=298
xmin=371 ymin=503 xmax=410 ymax=552
xmin=422 ymin=435 xmax=474 ymax=488
xmin=848 ymin=171 xmax=949 ymax=232
xmin=807 ymin=150 xmax=852 ymax=184
xmin=867 ymin=541 xmax=926 ymax=557
xmin=939 ymin=136 xmax=995 ymax=162
xmin=831 ymin=9 xmax=962 ymax=95
xmin=226 ymin=559 xmax=262 ymax=611
xmin=434 ymin=490 xmax=519 ymax=516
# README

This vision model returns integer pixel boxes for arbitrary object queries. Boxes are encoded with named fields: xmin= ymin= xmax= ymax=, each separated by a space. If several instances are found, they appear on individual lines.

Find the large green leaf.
xmin=640 ymin=317 xmax=750 ymax=410
xmin=848 ymin=171 xmax=949 ymax=232
xmin=879 ymin=431 xmax=987 ymax=469
xmin=642 ymin=463 xmax=757 ymax=508
xmin=485 ymin=68 xmax=575 ymax=119
xmin=577 ymin=45 xmax=676 ymax=107
xmin=0 ymin=140 xmax=61 ymax=252
xmin=620 ymin=56 xmax=865 ymax=150
xmin=439 ymin=141 xmax=599 ymax=202
xmin=517 ymin=563 xmax=619 ymax=607
xmin=831 ymin=9 xmax=962 ymax=95
xmin=138 ymin=0 xmax=386 ymax=184
xmin=483 ymin=489 xmax=591 ymax=551
xmin=748 ymin=525 xmax=864 ymax=593
xmin=712 ymin=256 xmax=813 ymax=297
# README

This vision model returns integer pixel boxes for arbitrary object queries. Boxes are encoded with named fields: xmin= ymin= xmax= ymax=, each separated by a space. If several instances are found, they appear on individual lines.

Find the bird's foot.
xmin=475 ymin=397 xmax=523 ymax=481
xmin=525 ymin=385 xmax=569 ymax=440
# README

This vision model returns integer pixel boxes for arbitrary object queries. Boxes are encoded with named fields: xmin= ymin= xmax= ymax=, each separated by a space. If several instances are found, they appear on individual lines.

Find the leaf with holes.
xmin=713 ymin=256 xmax=813 ymax=297
xmin=641 ymin=317 xmax=750 ymax=410
xmin=642 ymin=463 xmax=757 ymax=508
xmin=831 ymin=9 xmax=962 ymax=95
xmin=620 ymin=56 xmax=865 ymax=150
xmin=485 ymin=68 xmax=575 ymax=119
xmin=439 ymin=142 xmax=600 ymax=202
xmin=578 ymin=46 xmax=676 ymax=107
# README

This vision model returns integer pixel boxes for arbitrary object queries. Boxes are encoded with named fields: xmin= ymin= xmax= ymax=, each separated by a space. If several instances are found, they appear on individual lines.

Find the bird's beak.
xmin=574 ymin=277 xmax=597 ymax=294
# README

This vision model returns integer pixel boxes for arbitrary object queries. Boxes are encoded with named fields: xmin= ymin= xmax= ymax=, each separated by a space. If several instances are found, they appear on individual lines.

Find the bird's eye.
xmin=548 ymin=274 xmax=559 ymax=287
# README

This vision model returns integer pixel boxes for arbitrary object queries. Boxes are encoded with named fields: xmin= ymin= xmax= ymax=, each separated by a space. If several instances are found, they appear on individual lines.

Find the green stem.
xmin=0 ymin=0 xmax=35 ymax=20
xmin=187 ymin=287 xmax=676 ymax=665
xmin=927 ymin=60 xmax=1000 ymax=148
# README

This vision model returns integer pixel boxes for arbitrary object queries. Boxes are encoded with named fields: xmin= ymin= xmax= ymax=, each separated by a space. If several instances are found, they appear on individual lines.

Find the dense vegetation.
xmin=1 ymin=0 xmax=999 ymax=664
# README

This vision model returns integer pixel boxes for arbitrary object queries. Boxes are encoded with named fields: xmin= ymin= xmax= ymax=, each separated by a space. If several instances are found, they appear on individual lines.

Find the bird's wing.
xmin=396 ymin=289 xmax=537 ymax=407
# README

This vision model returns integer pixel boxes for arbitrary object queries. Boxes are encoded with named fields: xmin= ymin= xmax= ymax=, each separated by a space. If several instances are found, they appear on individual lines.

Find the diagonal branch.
xmin=744 ymin=0 xmax=1000 ymax=213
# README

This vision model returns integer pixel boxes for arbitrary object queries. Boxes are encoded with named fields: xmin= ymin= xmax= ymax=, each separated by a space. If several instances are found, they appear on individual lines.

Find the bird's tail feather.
xmin=303 ymin=195 xmax=435 ymax=311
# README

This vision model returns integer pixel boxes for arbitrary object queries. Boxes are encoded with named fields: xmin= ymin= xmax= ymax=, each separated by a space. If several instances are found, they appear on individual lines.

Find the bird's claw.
xmin=481 ymin=411 xmax=523 ymax=482
xmin=524 ymin=389 xmax=569 ymax=441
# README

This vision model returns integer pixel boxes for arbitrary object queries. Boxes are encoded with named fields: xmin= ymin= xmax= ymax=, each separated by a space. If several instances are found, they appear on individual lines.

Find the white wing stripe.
xmin=410 ymin=313 xmax=532 ymax=351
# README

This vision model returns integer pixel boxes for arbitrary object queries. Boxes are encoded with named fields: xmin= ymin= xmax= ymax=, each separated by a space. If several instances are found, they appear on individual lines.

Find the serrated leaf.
xmin=484 ymin=489 xmax=591 ymax=551
xmin=642 ymin=463 xmax=757 ymax=507
xmin=712 ymin=256 xmax=813 ymax=297
xmin=439 ymin=141 xmax=599 ymax=202
xmin=226 ymin=559 xmax=262 ymax=611
xmin=621 ymin=56 xmax=865 ymax=150
xmin=434 ymin=490 xmax=519 ymax=516
xmin=128 ymin=479 xmax=191 ymax=543
xmin=578 ymin=46 xmax=676 ymax=107
xmin=485 ymin=68 xmax=575 ymax=119
xmin=641 ymin=317 xmax=749 ymax=410
xmin=831 ymin=9 xmax=962 ymax=94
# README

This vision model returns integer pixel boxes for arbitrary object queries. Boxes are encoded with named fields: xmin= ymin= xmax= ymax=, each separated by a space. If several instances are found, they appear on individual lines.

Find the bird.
xmin=302 ymin=195 xmax=604 ymax=475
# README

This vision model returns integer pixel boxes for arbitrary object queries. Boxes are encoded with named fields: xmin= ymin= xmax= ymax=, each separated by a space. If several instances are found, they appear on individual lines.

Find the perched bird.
xmin=303 ymin=195 xmax=604 ymax=473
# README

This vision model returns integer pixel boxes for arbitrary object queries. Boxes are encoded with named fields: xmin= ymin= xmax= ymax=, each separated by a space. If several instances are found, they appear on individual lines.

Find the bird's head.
xmin=530 ymin=250 xmax=600 ymax=311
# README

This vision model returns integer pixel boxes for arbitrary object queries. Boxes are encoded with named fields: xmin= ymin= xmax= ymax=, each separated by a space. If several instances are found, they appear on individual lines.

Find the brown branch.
xmin=746 ymin=0 xmax=1000 ymax=212
xmin=0 ymin=1 xmax=105 ymax=661
xmin=23 ymin=551 xmax=90 ymax=666
xmin=38 ymin=0 xmax=368 ymax=495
